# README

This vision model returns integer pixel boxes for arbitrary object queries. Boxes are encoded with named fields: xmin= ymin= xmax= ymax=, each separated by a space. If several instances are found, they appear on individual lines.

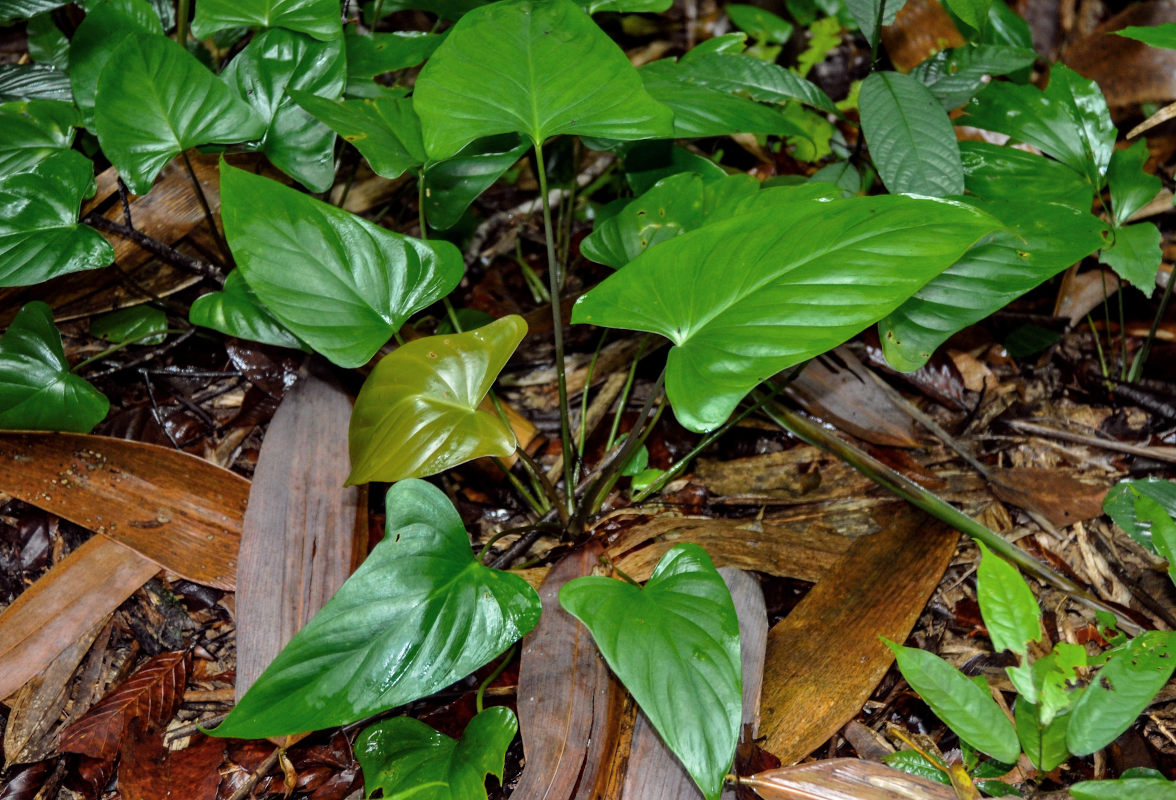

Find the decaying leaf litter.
xmin=3 ymin=0 xmax=1176 ymax=797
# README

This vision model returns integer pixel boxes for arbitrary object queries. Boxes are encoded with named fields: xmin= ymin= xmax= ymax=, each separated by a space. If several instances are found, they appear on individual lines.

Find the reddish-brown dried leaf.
xmin=742 ymin=758 xmax=957 ymax=800
xmin=989 ymin=466 xmax=1111 ymax=527
xmin=1064 ymin=0 xmax=1176 ymax=113
xmin=0 ymin=760 xmax=52 ymax=800
xmin=118 ymin=732 xmax=225 ymax=800
xmin=60 ymin=650 xmax=191 ymax=762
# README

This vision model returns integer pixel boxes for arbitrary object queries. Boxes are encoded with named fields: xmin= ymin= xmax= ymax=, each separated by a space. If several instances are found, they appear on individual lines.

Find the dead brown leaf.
xmin=740 ymin=758 xmax=957 ymax=799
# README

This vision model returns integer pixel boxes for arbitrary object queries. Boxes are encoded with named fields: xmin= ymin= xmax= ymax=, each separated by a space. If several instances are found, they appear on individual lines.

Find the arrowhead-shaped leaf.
xmin=1099 ymin=221 xmax=1162 ymax=294
xmin=1107 ymin=139 xmax=1161 ymax=227
xmin=222 ymin=29 xmax=345 ymax=192
xmin=68 ymin=0 xmax=163 ymax=125
xmin=348 ymin=315 xmax=527 ymax=484
xmin=413 ymin=0 xmax=673 ymax=160
xmin=209 ymin=479 xmax=541 ymax=739
xmin=357 ymin=707 xmax=518 ymax=800
xmin=93 ymin=33 xmax=266 ymax=194
xmin=572 ymin=194 xmax=999 ymax=432
xmin=219 ymin=161 xmax=463 ymax=367
xmin=559 ymin=544 xmax=741 ymax=800
xmin=289 ymin=89 xmax=426 ymax=180
xmin=191 ymin=0 xmax=342 ymax=41
xmin=0 ymin=99 xmax=78 ymax=176
xmin=188 ymin=270 xmax=307 ymax=351
xmin=0 ymin=301 xmax=108 ymax=432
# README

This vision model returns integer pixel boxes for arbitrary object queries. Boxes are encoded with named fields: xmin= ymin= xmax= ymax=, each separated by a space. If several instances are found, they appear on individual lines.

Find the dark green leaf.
xmin=191 ymin=0 xmax=341 ymax=41
xmin=290 ymin=89 xmax=425 ymax=180
xmin=222 ymin=29 xmax=344 ymax=192
xmin=345 ymin=27 xmax=443 ymax=82
xmin=584 ymin=0 xmax=671 ymax=12
xmin=910 ymin=44 xmax=1036 ymax=110
xmin=364 ymin=0 xmax=488 ymax=22
xmin=1014 ymin=701 xmax=1070 ymax=773
xmin=941 ymin=0 xmax=990 ymax=35
xmin=0 ymin=99 xmax=78 ymax=177
xmin=210 ymin=480 xmax=540 ymax=738
xmin=1132 ymin=493 xmax=1176 ymax=587
xmin=976 ymin=542 xmax=1041 ymax=658
xmin=1003 ymin=324 xmax=1061 ymax=358
xmin=0 ymin=64 xmax=71 ymax=103
xmin=90 ymin=305 xmax=168 ymax=345
xmin=1046 ymin=64 xmax=1115 ymax=187
xmin=959 ymin=140 xmax=1091 ymax=210
xmin=880 ymin=750 xmax=950 ymax=784
xmin=843 ymin=0 xmax=905 ymax=49
xmin=666 ymin=51 xmax=838 ymax=114
xmin=1099 ymin=222 xmax=1162 ymax=294
xmin=188 ymin=270 xmax=308 ymax=350
xmin=357 ymin=707 xmax=518 ymax=800
xmin=726 ymin=4 xmax=793 ymax=42
xmin=93 ymin=34 xmax=267 ymax=195
xmin=423 ymin=134 xmax=530 ymax=230
xmin=1068 ymin=631 xmax=1176 ymax=755
xmin=0 ymin=150 xmax=114 ymax=287
xmin=883 ymin=637 xmax=1021 ymax=763
xmin=1115 ymin=24 xmax=1176 ymax=49
xmin=1071 ymin=778 xmax=1176 ymax=800
xmin=560 ymin=544 xmax=741 ymax=800
xmin=1107 ymin=139 xmax=1161 ymax=226
xmin=26 ymin=13 xmax=70 ymax=70
xmin=620 ymin=140 xmax=727 ymax=193
xmin=860 ymin=71 xmax=963 ymax=196
xmin=348 ymin=316 xmax=526 ymax=483
xmin=0 ymin=301 xmax=108 ymax=432
xmin=1104 ymin=479 xmax=1176 ymax=553
xmin=69 ymin=0 xmax=163 ymax=124
xmin=572 ymin=194 xmax=998 ymax=432
xmin=413 ymin=0 xmax=674 ymax=160
xmin=809 ymin=160 xmax=861 ymax=195
xmin=0 ymin=0 xmax=61 ymax=25
xmin=220 ymin=162 xmax=462 ymax=367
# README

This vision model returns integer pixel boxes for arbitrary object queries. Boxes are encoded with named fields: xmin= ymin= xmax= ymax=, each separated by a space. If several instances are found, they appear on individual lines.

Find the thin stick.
xmin=226 ymin=746 xmax=282 ymax=800
xmin=175 ymin=0 xmax=189 ymax=45
xmin=83 ymin=213 xmax=225 ymax=283
xmin=181 ymin=150 xmax=233 ymax=266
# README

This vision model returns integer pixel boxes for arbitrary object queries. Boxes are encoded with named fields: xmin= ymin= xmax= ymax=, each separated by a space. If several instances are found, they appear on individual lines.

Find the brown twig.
xmin=83 ymin=213 xmax=225 ymax=283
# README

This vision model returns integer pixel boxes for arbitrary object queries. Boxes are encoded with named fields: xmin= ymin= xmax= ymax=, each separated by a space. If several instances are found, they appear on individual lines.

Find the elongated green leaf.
xmin=727 ymin=4 xmax=793 ymax=42
xmin=1099 ymin=221 xmax=1162 ymax=294
xmin=1013 ymin=701 xmax=1070 ymax=773
xmin=910 ymin=45 xmax=1036 ymax=110
xmin=189 ymin=271 xmax=307 ymax=350
xmin=843 ymin=0 xmax=905 ymax=49
xmin=584 ymin=0 xmax=670 ymax=13
xmin=290 ymin=89 xmax=425 ymax=180
xmin=357 ymin=707 xmax=517 ymax=800
xmin=1132 ymin=494 xmax=1176 ymax=588
xmin=210 ymin=480 xmax=541 ymax=739
xmin=1067 ymin=631 xmax=1176 ymax=755
xmin=348 ymin=316 xmax=526 ymax=483
xmin=860 ymin=71 xmax=963 ymax=196
xmin=0 ymin=0 xmax=61 ymax=25
xmin=879 ymin=198 xmax=1108 ymax=372
xmin=345 ymin=28 xmax=444 ymax=84
xmin=413 ymin=0 xmax=673 ymax=161
xmin=26 ymin=13 xmax=70 ymax=70
xmin=0 ymin=99 xmax=78 ymax=177
xmin=881 ymin=750 xmax=951 ymax=785
xmin=0 ymin=150 xmax=114 ymax=287
xmin=365 ymin=0 xmax=488 ymax=21
xmin=93 ymin=34 xmax=266 ymax=195
xmin=191 ymin=0 xmax=341 ymax=40
xmin=942 ymin=0 xmax=990 ymax=34
xmin=222 ymin=30 xmax=344 ymax=192
xmin=0 ymin=302 xmax=108 ymax=433
xmin=1108 ymin=140 xmax=1161 ymax=227
xmin=0 ymin=64 xmax=71 ymax=103
xmin=91 ymin=306 xmax=168 ymax=345
xmin=560 ymin=544 xmax=741 ymax=800
xmin=1047 ymin=64 xmax=1115 ymax=187
xmin=1104 ymin=479 xmax=1176 ymax=553
xmin=220 ymin=162 xmax=463 ymax=367
xmin=976 ymin=542 xmax=1041 ymax=660
xmin=572 ymin=194 xmax=998 ymax=432
xmin=1115 ymin=24 xmax=1176 ymax=49
xmin=664 ymin=51 xmax=837 ymax=114
xmin=883 ymin=638 xmax=1021 ymax=763
xmin=423 ymin=134 xmax=531 ymax=230
xmin=960 ymin=140 xmax=1091 ymax=210
xmin=69 ymin=0 xmax=162 ymax=125
xmin=1071 ymin=777 xmax=1176 ymax=800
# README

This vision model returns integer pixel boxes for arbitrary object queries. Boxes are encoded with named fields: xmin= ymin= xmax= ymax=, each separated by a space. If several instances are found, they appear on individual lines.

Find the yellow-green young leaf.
xmin=976 ymin=542 xmax=1041 ymax=660
xmin=413 ymin=0 xmax=673 ymax=161
xmin=348 ymin=316 xmax=527 ymax=484
xmin=191 ymin=0 xmax=341 ymax=41
xmin=357 ymin=707 xmax=517 ymax=800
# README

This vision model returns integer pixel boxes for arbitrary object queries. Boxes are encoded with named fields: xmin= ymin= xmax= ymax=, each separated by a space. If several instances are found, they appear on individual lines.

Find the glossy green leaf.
xmin=1071 ymin=777 xmax=1176 ymax=800
xmin=345 ymin=27 xmax=444 ymax=83
xmin=91 ymin=306 xmax=168 ymax=345
xmin=942 ymin=0 xmax=990 ymax=35
xmin=860 ymin=71 xmax=963 ymax=196
xmin=959 ymin=140 xmax=1091 ymax=210
xmin=1049 ymin=64 xmax=1116 ymax=187
xmin=884 ymin=638 xmax=1021 ymax=763
xmin=93 ymin=34 xmax=266 ymax=195
xmin=222 ymin=29 xmax=344 ymax=192
xmin=357 ymin=707 xmax=517 ymax=800
xmin=0 ymin=0 xmax=61 ymax=25
xmin=620 ymin=140 xmax=727 ymax=194
xmin=191 ymin=0 xmax=341 ymax=41
xmin=210 ymin=479 xmax=541 ymax=739
xmin=423 ymin=134 xmax=531 ymax=230
xmin=1107 ymin=140 xmax=1161 ymax=226
xmin=583 ymin=0 xmax=670 ymax=13
xmin=910 ymin=45 xmax=1036 ymax=110
xmin=189 ymin=270 xmax=307 ymax=351
xmin=290 ymin=89 xmax=425 ymax=180
xmin=1115 ymin=24 xmax=1176 ymax=49
xmin=1099 ymin=221 xmax=1162 ymax=294
xmin=69 ymin=0 xmax=162 ymax=125
xmin=220 ymin=162 xmax=463 ymax=367
xmin=665 ymin=51 xmax=838 ymax=114
xmin=976 ymin=542 xmax=1041 ymax=658
xmin=1032 ymin=642 xmax=1087 ymax=726
xmin=0 ymin=150 xmax=114 ymax=287
xmin=560 ymin=544 xmax=741 ymax=800
xmin=843 ymin=0 xmax=905 ymax=49
xmin=1014 ymin=701 xmax=1069 ymax=773
xmin=809 ymin=160 xmax=860 ymax=195
xmin=879 ymin=197 xmax=1108 ymax=372
xmin=681 ymin=32 xmax=748 ymax=58
xmin=1067 ymin=631 xmax=1176 ymax=755
xmin=1133 ymin=493 xmax=1176 ymax=588
xmin=572 ymin=194 xmax=998 ymax=432
xmin=0 ymin=302 xmax=108 ymax=433
xmin=1104 ymin=479 xmax=1176 ymax=553
xmin=413 ymin=0 xmax=674 ymax=161
xmin=348 ymin=316 xmax=527 ymax=483
xmin=0 ymin=64 xmax=71 ymax=103
xmin=726 ymin=4 xmax=792 ymax=42
xmin=26 ymin=13 xmax=70 ymax=70
xmin=0 ymin=99 xmax=78 ymax=177
xmin=881 ymin=750 xmax=950 ymax=785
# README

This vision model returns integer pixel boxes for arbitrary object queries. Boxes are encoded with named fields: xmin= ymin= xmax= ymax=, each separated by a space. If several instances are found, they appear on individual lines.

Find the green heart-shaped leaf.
xmin=0 ymin=301 xmax=108 ymax=432
xmin=220 ymin=161 xmax=463 ymax=367
xmin=357 ymin=707 xmax=518 ymax=800
xmin=189 ymin=270 xmax=307 ymax=351
xmin=27 ymin=12 xmax=70 ymax=70
xmin=1099 ymin=221 xmax=1162 ymax=294
xmin=209 ymin=479 xmax=541 ymax=739
xmin=348 ymin=315 xmax=527 ymax=484
xmin=0 ymin=99 xmax=78 ymax=177
xmin=68 ymin=0 xmax=163 ymax=125
xmin=413 ymin=0 xmax=673 ymax=161
xmin=222 ymin=29 xmax=345 ymax=192
xmin=290 ymin=89 xmax=426 ymax=180
xmin=572 ymin=194 xmax=1000 ymax=432
xmin=559 ymin=544 xmax=740 ymax=800
xmin=93 ymin=33 xmax=266 ymax=195
xmin=191 ymin=0 xmax=342 ymax=41
xmin=0 ymin=0 xmax=63 ymax=25
xmin=423 ymin=134 xmax=531 ymax=230
xmin=0 ymin=150 xmax=114 ymax=286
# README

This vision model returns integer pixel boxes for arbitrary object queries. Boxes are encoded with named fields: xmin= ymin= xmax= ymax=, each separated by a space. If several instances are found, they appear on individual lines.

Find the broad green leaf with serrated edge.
xmin=220 ymin=162 xmax=462 ymax=368
xmin=667 ymin=51 xmax=838 ymax=114
xmin=290 ymin=89 xmax=425 ymax=180
xmin=1099 ymin=221 xmax=1161 ymax=293
xmin=209 ymin=480 xmax=541 ymax=739
xmin=976 ymin=542 xmax=1041 ymax=658
xmin=1071 ymin=778 xmax=1176 ymax=800
xmin=0 ymin=99 xmax=77 ymax=177
xmin=0 ymin=0 xmax=61 ymax=25
xmin=94 ymin=34 xmax=266 ymax=195
xmin=345 ymin=28 xmax=443 ymax=82
xmin=0 ymin=150 xmax=113 ymax=287
xmin=423 ymin=134 xmax=530 ymax=230
xmin=1104 ymin=479 xmax=1176 ymax=553
xmin=560 ymin=544 xmax=740 ymax=800
xmin=860 ymin=71 xmax=963 ymax=196
xmin=1067 ymin=631 xmax=1176 ymax=755
xmin=1115 ymin=24 xmax=1176 ymax=49
xmin=880 ymin=197 xmax=1107 ymax=372
xmin=910 ymin=45 xmax=1036 ymax=110
xmin=572 ymin=194 xmax=998 ymax=432
xmin=222 ymin=30 xmax=344 ymax=193
xmin=91 ymin=306 xmax=167 ymax=345
xmin=1132 ymin=493 xmax=1176 ymax=587
xmin=1014 ymin=701 xmax=1069 ymax=772
xmin=189 ymin=270 xmax=307 ymax=351
xmin=26 ymin=13 xmax=69 ymax=69
xmin=191 ymin=0 xmax=341 ymax=40
xmin=1108 ymin=140 xmax=1161 ymax=227
xmin=413 ymin=0 xmax=673 ymax=161
xmin=883 ymin=637 xmax=1020 ymax=762
xmin=960 ymin=140 xmax=1091 ymax=210
xmin=843 ymin=0 xmax=905 ymax=49
xmin=0 ymin=302 xmax=108 ymax=432
xmin=69 ymin=0 xmax=162 ymax=125
xmin=357 ymin=707 xmax=517 ymax=800
xmin=348 ymin=316 xmax=526 ymax=483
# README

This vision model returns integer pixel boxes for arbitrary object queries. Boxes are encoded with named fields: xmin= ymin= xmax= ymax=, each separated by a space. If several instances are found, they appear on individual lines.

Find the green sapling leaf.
xmin=68 ymin=0 xmax=163 ymax=125
xmin=976 ymin=541 xmax=1042 ymax=658
xmin=842 ymin=0 xmax=906 ymax=50
xmin=1099 ymin=221 xmax=1162 ymax=294
xmin=91 ymin=306 xmax=168 ymax=345
xmin=1013 ymin=700 xmax=1070 ymax=772
xmin=188 ymin=271 xmax=307 ymax=351
xmin=289 ymin=89 xmax=426 ymax=181
xmin=0 ymin=0 xmax=63 ymax=25
xmin=423 ymin=134 xmax=531 ymax=230
xmin=1071 ymin=777 xmax=1176 ymax=800
xmin=959 ymin=140 xmax=1091 ymax=210
xmin=1131 ymin=493 xmax=1176 ymax=588
xmin=0 ymin=99 xmax=78 ymax=176
xmin=191 ymin=0 xmax=342 ymax=41
xmin=1107 ymin=140 xmax=1161 ymax=227
xmin=909 ymin=45 xmax=1036 ymax=110
xmin=1104 ymin=479 xmax=1176 ymax=553
xmin=1115 ymin=24 xmax=1176 ymax=50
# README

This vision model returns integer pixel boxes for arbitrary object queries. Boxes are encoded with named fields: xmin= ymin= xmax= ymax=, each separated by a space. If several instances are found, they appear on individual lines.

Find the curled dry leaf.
xmin=741 ymin=758 xmax=957 ymax=799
